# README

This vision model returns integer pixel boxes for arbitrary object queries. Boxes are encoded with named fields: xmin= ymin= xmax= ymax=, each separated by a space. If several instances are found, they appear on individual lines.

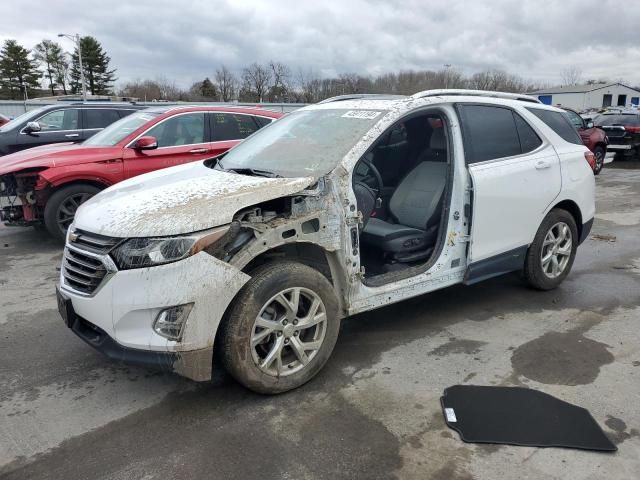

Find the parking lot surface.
xmin=1 ymin=167 xmax=639 ymax=480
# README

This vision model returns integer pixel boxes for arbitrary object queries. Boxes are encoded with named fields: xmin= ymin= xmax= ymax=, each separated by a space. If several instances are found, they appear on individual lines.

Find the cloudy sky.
xmin=2 ymin=0 xmax=639 ymax=88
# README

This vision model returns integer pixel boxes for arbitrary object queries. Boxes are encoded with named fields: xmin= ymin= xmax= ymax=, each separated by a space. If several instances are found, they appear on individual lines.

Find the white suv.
xmin=56 ymin=90 xmax=595 ymax=394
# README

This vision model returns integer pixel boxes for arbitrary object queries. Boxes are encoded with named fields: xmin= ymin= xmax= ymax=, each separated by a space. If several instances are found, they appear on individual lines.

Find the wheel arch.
xmin=550 ymin=199 xmax=583 ymax=239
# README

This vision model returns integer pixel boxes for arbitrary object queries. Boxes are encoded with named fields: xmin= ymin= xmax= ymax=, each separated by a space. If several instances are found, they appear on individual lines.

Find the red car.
xmin=0 ymin=113 xmax=10 ymax=127
xmin=0 ymin=106 xmax=282 ymax=239
xmin=562 ymin=108 xmax=608 ymax=174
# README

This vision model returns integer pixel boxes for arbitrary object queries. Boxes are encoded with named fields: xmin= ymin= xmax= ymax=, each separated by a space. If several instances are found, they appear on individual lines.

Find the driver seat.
xmin=361 ymin=160 xmax=447 ymax=262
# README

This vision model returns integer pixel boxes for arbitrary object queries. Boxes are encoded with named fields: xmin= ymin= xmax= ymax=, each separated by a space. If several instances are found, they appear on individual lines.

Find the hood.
xmin=75 ymin=161 xmax=316 ymax=237
xmin=0 ymin=143 xmax=121 ymax=176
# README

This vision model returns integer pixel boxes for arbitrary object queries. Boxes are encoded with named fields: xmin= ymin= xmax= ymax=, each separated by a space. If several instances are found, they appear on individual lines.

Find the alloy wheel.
xmin=56 ymin=193 xmax=93 ymax=234
xmin=540 ymin=222 xmax=572 ymax=279
xmin=251 ymin=287 xmax=327 ymax=377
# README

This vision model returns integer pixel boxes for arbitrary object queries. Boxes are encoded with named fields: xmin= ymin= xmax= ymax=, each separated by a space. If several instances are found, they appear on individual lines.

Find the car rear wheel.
xmin=593 ymin=146 xmax=605 ymax=175
xmin=220 ymin=261 xmax=340 ymax=394
xmin=524 ymin=209 xmax=578 ymax=291
xmin=44 ymin=184 xmax=101 ymax=242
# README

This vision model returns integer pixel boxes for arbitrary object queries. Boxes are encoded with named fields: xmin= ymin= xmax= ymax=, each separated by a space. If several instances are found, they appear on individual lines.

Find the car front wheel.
xmin=220 ymin=261 xmax=340 ymax=394
xmin=44 ymin=184 xmax=101 ymax=242
xmin=524 ymin=209 xmax=578 ymax=291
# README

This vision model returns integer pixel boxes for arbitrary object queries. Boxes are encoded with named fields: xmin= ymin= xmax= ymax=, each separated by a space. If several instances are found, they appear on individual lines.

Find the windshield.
xmin=83 ymin=110 xmax=160 ymax=146
xmin=218 ymin=108 xmax=387 ymax=177
xmin=594 ymin=114 xmax=640 ymax=127
xmin=0 ymin=107 xmax=46 ymax=132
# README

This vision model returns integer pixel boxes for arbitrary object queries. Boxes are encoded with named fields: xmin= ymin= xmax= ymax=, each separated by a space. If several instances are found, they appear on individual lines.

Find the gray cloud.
xmin=2 ymin=0 xmax=639 ymax=88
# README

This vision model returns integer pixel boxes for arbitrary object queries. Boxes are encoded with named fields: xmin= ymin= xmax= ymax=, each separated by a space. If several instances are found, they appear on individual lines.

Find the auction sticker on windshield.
xmin=341 ymin=110 xmax=382 ymax=119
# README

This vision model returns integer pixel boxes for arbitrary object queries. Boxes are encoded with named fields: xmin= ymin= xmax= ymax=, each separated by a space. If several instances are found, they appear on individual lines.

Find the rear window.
xmin=526 ymin=108 xmax=582 ymax=145
xmin=458 ymin=105 xmax=542 ymax=163
xmin=594 ymin=114 xmax=640 ymax=127
xmin=84 ymin=109 xmax=121 ymax=129
xmin=212 ymin=113 xmax=259 ymax=141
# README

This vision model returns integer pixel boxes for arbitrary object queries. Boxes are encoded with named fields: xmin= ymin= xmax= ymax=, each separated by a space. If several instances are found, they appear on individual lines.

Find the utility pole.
xmin=58 ymin=33 xmax=87 ymax=101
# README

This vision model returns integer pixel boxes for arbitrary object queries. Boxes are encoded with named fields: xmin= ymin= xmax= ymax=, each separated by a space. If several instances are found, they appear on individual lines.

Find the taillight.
xmin=625 ymin=126 xmax=640 ymax=134
xmin=584 ymin=151 xmax=596 ymax=171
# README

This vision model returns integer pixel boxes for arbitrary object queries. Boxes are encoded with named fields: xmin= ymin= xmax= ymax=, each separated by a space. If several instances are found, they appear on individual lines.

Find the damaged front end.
xmin=0 ymin=169 xmax=49 ymax=226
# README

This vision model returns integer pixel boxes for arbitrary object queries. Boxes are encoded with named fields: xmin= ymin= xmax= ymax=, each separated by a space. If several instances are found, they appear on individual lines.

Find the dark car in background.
xmin=562 ymin=108 xmax=608 ymax=174
xmin=0 ymin=113 xmax=10 ymax=127
xmin=0 ymin=103 xmax=144 ymax=156
xmin=594 ymin=112 xmax=640 ymax=161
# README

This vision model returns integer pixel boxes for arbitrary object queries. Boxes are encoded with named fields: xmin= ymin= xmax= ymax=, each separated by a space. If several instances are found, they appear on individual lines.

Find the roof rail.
xmin=318 ymin=94 xmax=406 ymax=104
xmin=412 ymin=89 xmax=541 ymax=104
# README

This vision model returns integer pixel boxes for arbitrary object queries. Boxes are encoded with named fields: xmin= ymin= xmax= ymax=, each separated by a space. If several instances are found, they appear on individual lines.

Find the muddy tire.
xmin=593 ymin=146 xmax=605 ymax=175
xmin=44 ymin=184 xmax=100 ymax=242
xmin=220 ymin=261 xmax=340 ymax=394
xmin=524 ymin=209 xmax=578 ymax=291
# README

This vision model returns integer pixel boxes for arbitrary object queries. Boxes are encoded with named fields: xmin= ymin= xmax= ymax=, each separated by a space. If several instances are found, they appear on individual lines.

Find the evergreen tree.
xmin=0 ymin=39 xmax=42 ymax=99
xmin=69 ymin=36 xmax=116 ymax=95
xmin=34 ymin=39 xmax=66 ymax=95
xmin=200 ymin=77 xmax=217 ymax=98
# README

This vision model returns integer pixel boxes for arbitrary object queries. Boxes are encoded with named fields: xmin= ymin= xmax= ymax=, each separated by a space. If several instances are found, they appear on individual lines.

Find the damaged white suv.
xmin=56 ymin=90 xmax=595 ymax=393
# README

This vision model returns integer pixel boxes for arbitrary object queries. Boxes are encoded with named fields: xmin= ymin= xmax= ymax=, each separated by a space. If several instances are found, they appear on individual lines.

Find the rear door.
xmin=122 ymin=112 xmax=210 ymax=179
xmin=80 ymin=108 xmax=122 ymax=140
xmin=459 ymin=104 xmax=561 ymax=277
xmin=19 ymin=108 xmax=82 ymax=150
xmin=209 ymin=112 xmax=262 ymax=156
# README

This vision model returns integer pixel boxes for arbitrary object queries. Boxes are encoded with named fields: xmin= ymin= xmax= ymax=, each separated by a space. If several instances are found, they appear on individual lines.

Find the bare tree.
xmin=296 ymin=68 xmax=322 ymax=103
xmin=560 ymin=66 xmax=582 ymax=86
xmin=214 ymin=65 xmax=238 ymax=101
xmin=241 ymin=63 xmax=271 ymax=102
xmin=268 ymin=60 xmax=291 ymax=101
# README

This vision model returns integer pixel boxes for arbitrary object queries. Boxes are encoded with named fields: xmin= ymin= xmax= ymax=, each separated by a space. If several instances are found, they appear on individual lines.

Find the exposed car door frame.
xmin=345 ymin=105 xmax=468 ymax=315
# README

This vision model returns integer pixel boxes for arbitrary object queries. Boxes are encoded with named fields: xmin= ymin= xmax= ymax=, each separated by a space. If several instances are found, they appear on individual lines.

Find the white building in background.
xmin=530 ymin=83 xmax=640 ymax=111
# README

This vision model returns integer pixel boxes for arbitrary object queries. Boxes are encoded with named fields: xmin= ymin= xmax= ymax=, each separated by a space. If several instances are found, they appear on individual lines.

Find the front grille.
xmin=62 ymin=247 xmax=109 ymax=294
xmin=71 ymin=229 xmax=121 ymax=254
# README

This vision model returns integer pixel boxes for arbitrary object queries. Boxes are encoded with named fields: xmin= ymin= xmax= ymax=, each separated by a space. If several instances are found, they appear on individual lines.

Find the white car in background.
xmin=56 ymin=90 xmax=595 ymax=394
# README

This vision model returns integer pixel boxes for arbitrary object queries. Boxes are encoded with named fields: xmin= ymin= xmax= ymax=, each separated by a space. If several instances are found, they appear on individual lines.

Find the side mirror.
xmin=134 ymin=136 xmax=158 ymax=150
xmin=586 ymin=120 xmax=594 ymax=129
xmin=24 ymin=121 xmax=41 ymax=133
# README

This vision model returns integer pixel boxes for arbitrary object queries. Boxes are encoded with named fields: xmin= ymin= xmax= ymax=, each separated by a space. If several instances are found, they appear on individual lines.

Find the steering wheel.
xmin=357 ymin=155 xmax=384 ymax=196
xmin=353 ymin=156 xmax=383 ymax=228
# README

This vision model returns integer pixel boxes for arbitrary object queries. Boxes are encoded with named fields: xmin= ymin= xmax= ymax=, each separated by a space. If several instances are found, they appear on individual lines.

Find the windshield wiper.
xmin=223 ymin=167 xmax=282 ymax=178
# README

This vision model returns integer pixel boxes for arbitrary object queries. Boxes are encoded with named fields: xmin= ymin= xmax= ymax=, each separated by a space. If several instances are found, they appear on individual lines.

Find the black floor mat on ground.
xmin=441 ymin=385 xmax=616 ymax=452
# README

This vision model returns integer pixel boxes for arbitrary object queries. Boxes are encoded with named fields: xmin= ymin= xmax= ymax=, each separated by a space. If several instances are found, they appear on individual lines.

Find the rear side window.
xmin=526 ymin=108 xmax=583 ymax=145
xmin=458 ymin=105 xmax=541 ymax=163
xmin=513 ymin=113 xmax=543 ymax=153
xmin=212 ymin=113 xmax=259 ymax=141
xmin=84 ymin=109 xmax=121 ymax=129
xmin=253 ymin=116 xmax=273 ymax=128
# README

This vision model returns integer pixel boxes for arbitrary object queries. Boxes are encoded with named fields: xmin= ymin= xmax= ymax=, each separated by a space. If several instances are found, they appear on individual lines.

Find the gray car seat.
xmin=360 ymin=125 xmax=448 ymax=262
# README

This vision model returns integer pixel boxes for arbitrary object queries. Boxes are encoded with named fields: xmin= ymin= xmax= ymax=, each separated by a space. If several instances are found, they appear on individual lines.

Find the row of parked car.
xmin=0 ymin=103 xmax=282 ymax=239
xmin=1 ymin=90 xmax=598 ymax=394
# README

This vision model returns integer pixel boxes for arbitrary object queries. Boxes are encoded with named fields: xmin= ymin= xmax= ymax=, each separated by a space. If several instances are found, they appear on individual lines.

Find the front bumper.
xmin=58 ymin=248 xmax=251 ymax=381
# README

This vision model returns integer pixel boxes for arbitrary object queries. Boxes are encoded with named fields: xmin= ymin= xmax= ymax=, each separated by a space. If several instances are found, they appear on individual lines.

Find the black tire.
xmin=524 ymin=209 xmax=578 ymax=291
xmin=44 ymin=184 xmax=101 ymax=242
xmin=220 ymin=261 xmax=340 ymax=394
xmin=593 ymin=146 xmax=605 ymax=175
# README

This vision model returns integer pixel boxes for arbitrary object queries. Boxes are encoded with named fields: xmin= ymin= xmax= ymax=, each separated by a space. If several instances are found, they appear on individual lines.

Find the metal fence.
xmin=0 ymin=100 xmax=307 ymax=118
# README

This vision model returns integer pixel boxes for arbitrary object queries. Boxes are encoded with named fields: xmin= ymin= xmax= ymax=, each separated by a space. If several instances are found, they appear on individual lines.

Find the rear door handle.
xmin=189 ymin=148 xmax=209 ymax=154
xmin=65 ymin=134 xmax=80 ymax=138
xmin=535 ymin=160 xmax=551 ymax=170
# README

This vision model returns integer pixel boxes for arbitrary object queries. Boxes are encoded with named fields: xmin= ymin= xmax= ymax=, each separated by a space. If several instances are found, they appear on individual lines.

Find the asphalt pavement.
xmin=1 ymin=166 xmax=639 ymax=480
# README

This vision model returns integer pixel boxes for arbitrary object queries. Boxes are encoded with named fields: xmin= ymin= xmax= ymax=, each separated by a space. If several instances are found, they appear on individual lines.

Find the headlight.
xmin=111 ymin=225 xmax=229 ymax=270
